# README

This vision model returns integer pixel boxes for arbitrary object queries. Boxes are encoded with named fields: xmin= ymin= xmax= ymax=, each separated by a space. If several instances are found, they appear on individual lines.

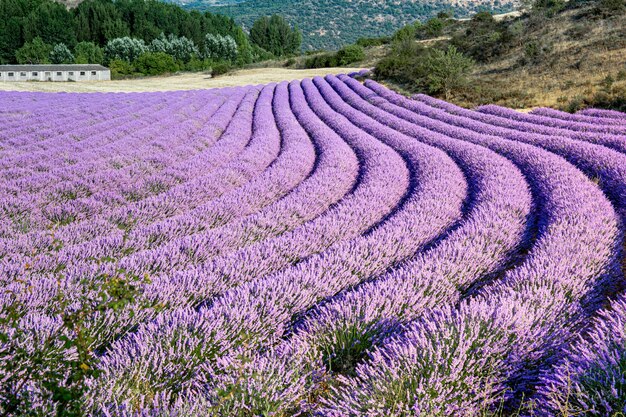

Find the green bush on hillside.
xmin=336 ymin=45 xmax=365 ymax=65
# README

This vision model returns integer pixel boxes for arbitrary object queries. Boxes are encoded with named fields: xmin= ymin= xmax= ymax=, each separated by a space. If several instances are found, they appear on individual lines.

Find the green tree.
xmin=74 ymin=41 xmax=104 ymax=64
xmin=23 ymin=1 xmax=76 ymax=47
xmin=424 ymin=46 xmax=474 ymax=99
xmin=249 ymin=15 xmax=301 ymax=57
xmin=50 ymin=43 xmax=75 ymax=64
xmin=104 ymin=36 xmax=147 ymax=63
xmin=133 ymin=51 xmax=179 ymax=75
xmin=15 ymin=37 xmax=52 ymax=64
xmin=203 ymin=33 xmax=238 ymax=62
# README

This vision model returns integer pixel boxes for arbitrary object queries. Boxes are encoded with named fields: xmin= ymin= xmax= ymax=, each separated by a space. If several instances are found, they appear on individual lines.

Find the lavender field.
xmin=1 ymin=74 xmax=626 ymax=416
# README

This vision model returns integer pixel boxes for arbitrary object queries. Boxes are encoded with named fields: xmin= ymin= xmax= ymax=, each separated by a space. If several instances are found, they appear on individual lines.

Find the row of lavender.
xmin=1 ymin=74 xmax=625 ymax=416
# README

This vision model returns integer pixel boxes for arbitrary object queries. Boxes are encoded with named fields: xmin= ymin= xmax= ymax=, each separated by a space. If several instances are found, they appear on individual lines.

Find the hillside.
xmin=178 ymin=0 xmax=518 ymax=50
xmin=367 ymin=0 xmax=626 ymax=111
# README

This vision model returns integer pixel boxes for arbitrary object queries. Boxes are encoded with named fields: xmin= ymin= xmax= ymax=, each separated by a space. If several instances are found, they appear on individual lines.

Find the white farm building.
xmin=0 ymin=65 xmax=110 ymax=82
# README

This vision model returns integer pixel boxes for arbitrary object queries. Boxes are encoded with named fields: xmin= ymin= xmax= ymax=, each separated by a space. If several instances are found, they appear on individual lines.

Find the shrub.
xmin=49 ymin=43 xmax=74 ymax=64
xmin=104 ymin=37 xmax=147 ymax=63
xmin=424 ymin=46 xmax=474 ymax=99
xmin=108 ymin=59 xmax=135 ymax=78
xmin=356 ymin=37 xmax=391 ymax=47
xmin=336 ymin=45 xmax=365 ymax=66
xmin=133 ymin=52 xmax=179 ymax=76
xmin=392 ymin=24 xmax=417 ymax=42
xmin=304 ymin=52 xmax=338 ymax=69
xmin=74 ymin=42 xmax=104 ymax=64
xmin=451 ymin=11 xmax=516 ymax=63
xmin=420 ymin=17 xmax=445 ymax=38
xmin=204 ymin=33 xmax=238 ymax=62
xmin=211 ymin=61 xmax=231 ymax=77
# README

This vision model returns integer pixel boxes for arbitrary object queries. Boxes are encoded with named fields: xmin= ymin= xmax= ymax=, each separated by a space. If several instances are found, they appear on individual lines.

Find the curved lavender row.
xmin=477 ymin=104 xmax=626 ymax=135
xmin=0 ymin=89 xmax=246 ymax=251
xmin=412 ymin=94 xmax=626 ymax=155
xmin=536 ymin=293 xmax=626 ymax=416
xmin=578 ymin=107 xmax=626 ymax=120
xmin=530 ymin=106 xmax=626 ymax=126
xmin=0 ymin=79 xmax=354 ymax=321
xmin=367 ymin=80 xmax=626 ymax=218
xmin=114 ymin=81 xmax=321 ymax=277
xmin=90 ymin=78 xmax=435 ymax=408
xmin=115 ymin=77 xmax=408 ymax=287
xmin=205 ymin=76 xmax=533 ymax=415
xmin=27 ymin=83 xmax=273 ymax=273
xmin=323 ymin=85 xmax=622 ymax=415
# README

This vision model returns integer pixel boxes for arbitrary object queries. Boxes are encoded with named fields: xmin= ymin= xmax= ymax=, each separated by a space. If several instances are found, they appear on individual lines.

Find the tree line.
xmin=0 ymin=0 xmax=302 ymax=76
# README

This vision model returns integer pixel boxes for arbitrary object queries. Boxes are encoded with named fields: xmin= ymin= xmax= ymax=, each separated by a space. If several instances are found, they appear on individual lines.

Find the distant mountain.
xmin=170 ymin=0 xmax=519 ymax=50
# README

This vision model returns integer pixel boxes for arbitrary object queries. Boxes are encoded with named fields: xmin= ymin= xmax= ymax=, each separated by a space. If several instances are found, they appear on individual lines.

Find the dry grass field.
xmin=0 ymin=67 xmax=364 ymax=93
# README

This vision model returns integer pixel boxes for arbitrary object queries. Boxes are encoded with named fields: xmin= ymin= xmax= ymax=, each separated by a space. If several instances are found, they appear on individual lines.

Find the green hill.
xmin=175 ymin=0 xmax=518 ymax=50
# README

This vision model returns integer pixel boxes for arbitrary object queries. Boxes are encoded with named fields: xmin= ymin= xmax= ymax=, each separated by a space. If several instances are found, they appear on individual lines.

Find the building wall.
xmin=0 ymin=69 xmax=111 ymax=82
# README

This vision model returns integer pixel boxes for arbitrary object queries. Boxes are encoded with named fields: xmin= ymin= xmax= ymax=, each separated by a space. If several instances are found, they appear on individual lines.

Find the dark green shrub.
xmin=133 ymin=52 xmax=178 ymax=76
xmin=419 ymin=17 xmax=445 ymax=38
xmin=356 ymin=37 xmax=391 ymax=47
xmin=109 ymin=59 xmax=135 ymax=78
xmin=211 ymin=61 xmax=231 ymax=77
xmin=304 ymin=52 xmax=338 ymax=68
xmin=336 ymin=45 xmax=365 ymax=65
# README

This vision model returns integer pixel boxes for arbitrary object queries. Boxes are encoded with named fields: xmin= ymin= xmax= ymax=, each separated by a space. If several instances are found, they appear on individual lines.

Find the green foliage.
xmin=304 ymin=52 xmax=337 ymax=68
xmin=0 ymin=0 xmax=254 ymax=65
xmin=201 ymin=0 xmax=516 ymax=51
xmin=304 ymin=43 xmax=364 ymax=68
xmin=524 ymin=0 xmax=566 ymax=16
xmin=149 ymin=33 xmax=200 ymax=63
xmin=451 ymin=11 xmax=517 ymax=63
xmin=521 ymin=39 xmax=552 ymax=65
xmin=15 ymin=37 xmax=51 ymax=64
xmin=355 ymin=37 xmax=391 ymax=47
xmin=108 ymin=58 xmax=135 ymax=78
xmin=423 ymin=45 xmax=474 ymax=99
xmin=133 ymin=51 xmax=179 ymax=76
xmin=420 ymin=17 xmax=445 ymax=38
xmin=375 ymin=41 xmax=473 ymax=100
xmin=375 ymin=37 xmax=427 ymax=81
xmin=392 ymin=24 xmax=418 ymax=42
xmin=74 ymin=41 xmax=104 ymax=64
xmin=50 ymin=43 xmax=75 ymax=64
xmin=204 ymin=33 xmax=238 ymax=62
xmin=104 ymin=37 xmax=148 ymax=63
xmin=249 ymin=14 xmax=302 ymax=56
xmin=23 ymin=1 xmax=76 ymax=47
xmin=335 ymin=44 xmax=365 ymax=65
xmin=211 ymin=61 xmax=231 ymax=76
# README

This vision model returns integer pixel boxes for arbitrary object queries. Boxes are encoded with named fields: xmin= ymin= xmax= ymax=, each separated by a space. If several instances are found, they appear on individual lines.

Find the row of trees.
xmin=0 ymin=0 xmax=302 ymax=70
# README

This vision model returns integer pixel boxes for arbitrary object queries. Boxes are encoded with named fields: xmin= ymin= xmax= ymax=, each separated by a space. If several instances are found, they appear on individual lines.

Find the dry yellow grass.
xmin=0 ymin=67 xmax=364 ymax=93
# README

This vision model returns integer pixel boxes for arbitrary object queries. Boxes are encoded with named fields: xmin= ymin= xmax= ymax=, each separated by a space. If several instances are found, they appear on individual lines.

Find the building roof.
xmin=0 ymin=64 xmax=109 ymax=72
